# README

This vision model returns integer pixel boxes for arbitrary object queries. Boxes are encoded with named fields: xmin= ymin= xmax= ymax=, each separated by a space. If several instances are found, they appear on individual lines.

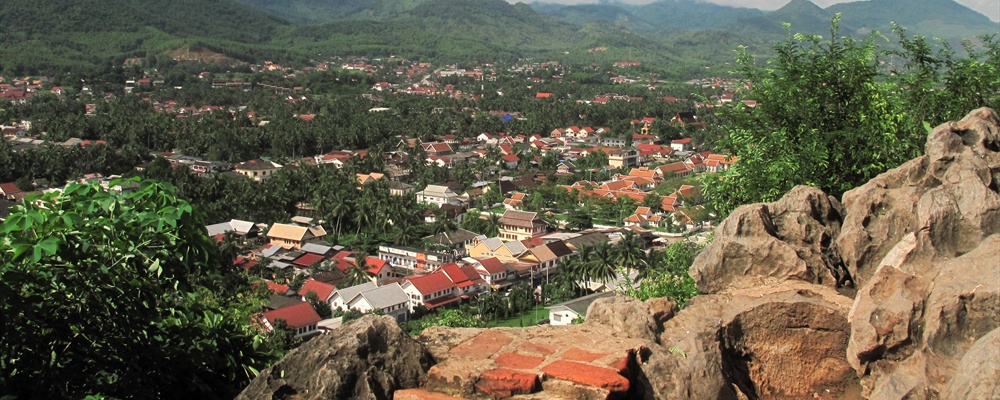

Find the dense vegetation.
xmin=0 ymin=179 xmax=280 ymax=398
xmin=705 ymin=21 xmax=1000 ymax=214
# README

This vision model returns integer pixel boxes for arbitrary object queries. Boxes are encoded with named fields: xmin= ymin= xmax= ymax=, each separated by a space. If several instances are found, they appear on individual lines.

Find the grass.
xmin=487 ymin=305 xmax=548 ymax=328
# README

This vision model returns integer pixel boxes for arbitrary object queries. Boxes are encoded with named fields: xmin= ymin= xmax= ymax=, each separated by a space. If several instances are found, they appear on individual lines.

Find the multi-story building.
xmin=377 ymin=245 xmax=454 ymax=273
xmin=608 ymin=149 xmax=640 ymax=169
xmin=498 ymin=210 xmax=546 ymax=242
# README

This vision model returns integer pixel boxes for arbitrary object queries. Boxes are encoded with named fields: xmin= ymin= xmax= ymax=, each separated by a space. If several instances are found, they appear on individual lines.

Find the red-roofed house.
xmin=0 ymin=183 xmax=22 ymax=200
xmin=299 ymin=279 xmax=336 ymax=303
xmin=292 ymin=253 xmax=326 ymax=269
xmin=502 ymin=154 xmax=520 ymax=169
xmin=401 ymin=271 xmax=460 ymax=311
xmin=365 ymin=257 xmax=399 ymax=284
xmin=670 ymin=138 xmax=693 ymax=152
xmin=474 ymin=257 xmax=512 ymax=287
xmin=265 ymin=281 xmax=291 ymax=295
xmin=260 ymin=302 xmax=322 ymax=338
xmin=440 ymin=263 xmax=488 ymax=295
xmin=536 ymin=92 xmax=553 ymax=99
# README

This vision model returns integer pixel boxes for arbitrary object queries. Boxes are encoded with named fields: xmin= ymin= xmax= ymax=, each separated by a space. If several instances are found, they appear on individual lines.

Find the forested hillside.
xmin=0 ymin=0 xmax=293 ymax=74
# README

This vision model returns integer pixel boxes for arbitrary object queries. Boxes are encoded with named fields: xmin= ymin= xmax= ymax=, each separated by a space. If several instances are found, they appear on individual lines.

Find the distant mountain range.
xmin=0 ymin=0 xmax=996 ymax=76
xmin=529 ymin=0 xmax=998 ymax=40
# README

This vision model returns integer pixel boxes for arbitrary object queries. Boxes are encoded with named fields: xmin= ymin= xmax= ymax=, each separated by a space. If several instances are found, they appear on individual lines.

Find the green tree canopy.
xmin=706 ymin=18 xmax=924 ymax=215
xmin=0 ymin=178 xmax=276 ymax=399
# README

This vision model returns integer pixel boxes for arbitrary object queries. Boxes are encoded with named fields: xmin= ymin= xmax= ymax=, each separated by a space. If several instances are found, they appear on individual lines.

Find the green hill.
xmin=0 ymin=0 xmax=292 ymax=73
xmin=279 ymin=0 xmax=684 ymax=67
xmin=535 ymin=4 xmax=658 ymax=34
xmin=730 ymin=0 xmax=845 ymax=39
xmin=827 ymin=0 xmax=1000 ymax=39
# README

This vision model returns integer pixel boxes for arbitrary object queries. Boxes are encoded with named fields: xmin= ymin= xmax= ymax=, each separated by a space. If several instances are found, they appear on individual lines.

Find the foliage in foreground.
xmin=706 ymin=18 xmax=1000 ymax=216
xmin=0 ymin=179 xmax=277 ymax=399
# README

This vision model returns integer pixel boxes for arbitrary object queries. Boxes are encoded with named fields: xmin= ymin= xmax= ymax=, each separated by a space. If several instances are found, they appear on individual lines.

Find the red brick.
xmin=608 ymin=356 xmax=629 ymax=375
xmin=474 ymin=368 xmax=540 ymax=398
xmin=393 ymin=388 xmax=465 ymax=400
xmin=561 ymin=347 xmax=609 ymax=362
xmin=541 ymin=360 xmax=630 ymax=394
xmin=517 ymin=341 xmax=558 ymax=355
xmin=449 ymin=331 xmax=513 ymax=359
xmin=495 ymin=352 xmax=545 ymax=370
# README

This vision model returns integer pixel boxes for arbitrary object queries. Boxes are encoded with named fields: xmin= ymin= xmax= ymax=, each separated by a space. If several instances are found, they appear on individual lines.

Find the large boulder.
xmin=237 ymin=315 xmax=432 ymax=400
xmin=690 ymin=185 xmax=846 ymax=294
xmin=839 ymin=108 xmax=1000 ymax=399
xmin=642 ymin=281 xmax=859 ymax=399
xmin=837 ymin=107 xmax=1000 ymax=289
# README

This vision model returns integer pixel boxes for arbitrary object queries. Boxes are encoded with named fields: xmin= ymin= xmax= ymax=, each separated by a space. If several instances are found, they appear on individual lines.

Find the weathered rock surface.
xmin=239 ymin=109 xmax=1000 ymax=400
xmin=237 ymin=315 xmax=432 ymax=400
xmin=642 ymin=280 xmax=859 ymax=399
xmin=690 ymin=185 xmax=847 ymax=294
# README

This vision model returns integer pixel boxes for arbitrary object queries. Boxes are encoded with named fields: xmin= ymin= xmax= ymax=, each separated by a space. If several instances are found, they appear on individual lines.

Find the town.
xmin=0 ymin=54 xmax=750 ymax=340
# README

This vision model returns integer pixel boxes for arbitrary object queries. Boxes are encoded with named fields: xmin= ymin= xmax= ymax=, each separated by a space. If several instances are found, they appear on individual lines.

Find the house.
xmin=608 ymin=149 xmax=640 ymax=169
xmin=546 ymin=291 xmax=615 ymax=326
xmin=503 ymin=192 xmax=527 ymax=209
xmin=631 ymin=133 xmax=657 ymax=147
xmin=423 ymin=204 xmax=466 ymax=224
xmin=346 ymin=283 xmax=410 ymax=322
xmin=388 ymin=181 xmax=415 ymax=196
xmin=670 ymin=112 xmax=704 ymax=129
xmin=440 ymin=263 xmax=488 ymax=296
xmin=330 ymin=281 xmax=378 ymax=311
xmin=602 ymin=137 xmax=627 ymax=147
xmin=657 ymin=162 xmax=694 ymax=178
xmin=556 ymin=161 xmax=577 ymax=175
xmin=401 ymin=271 xmax=461 ymax=311
xmin=670 ymin=138 xmax=693 ymax=152
xmin=519 ymin=241 xmax=574 ymax=280
xmin=299 ymin=279 xmax=337 ymax=303
xmin=234 ymin=159 xmax=282 ymax=182
xmin=421 ymin=142 xmax=453 ymax=156
xmin=474 ymin=257 xmax=512 ymax=288
xmin=205 ymin=219 xmax=261 ymax=241
xmin=0 ymin=183 xmax=22 ymax=200
xmin=502 ymin=154 xmax=520 ymax=169
xmin=467 ymin=236 xmax=529 ymax=263
xmin=423 ymin=228 xmax=480 ymax=257
xmin=266 ymin=223 xmax=325 ymax=249
xmin=498 ymin=210 xmax=546 ymax=242
xmin=260 ymin=301 xmax=322 ymax=338
xmin=415 ymin=185 xmax=463 ymax=207
xmin=377 ymin=245 xmax=455 ymax=273
xmin=704 ymin=153 xmax=738 ymax=172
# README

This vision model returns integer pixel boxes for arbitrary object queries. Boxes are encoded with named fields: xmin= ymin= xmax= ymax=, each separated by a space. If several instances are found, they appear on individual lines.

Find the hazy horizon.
xmin=515 ymin=0 xmax=1000 ymax=22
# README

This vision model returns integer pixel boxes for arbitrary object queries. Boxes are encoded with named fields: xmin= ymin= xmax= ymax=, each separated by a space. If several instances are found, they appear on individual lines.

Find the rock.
xmin=690 ymin=186 xmax=846 ymax=294
xmin=643 ymin=281 xmax=859 ymax=399
xmin=237 ymin=315 xmax=432 ymax=400
xmin=585 ymin=296 xmax=677 ymax=343
xmin=942 ymin=327 xmax=1000 ymax=400
xmin=848 ymin=235 xmax=1000 ymax=398
xmin=838 ymin=107 xmax=1000 ymax=289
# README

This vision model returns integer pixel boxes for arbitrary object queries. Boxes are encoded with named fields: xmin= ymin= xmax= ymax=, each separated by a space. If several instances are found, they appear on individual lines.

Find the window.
xmin=553 ymin=314 xmax=561 ymax=322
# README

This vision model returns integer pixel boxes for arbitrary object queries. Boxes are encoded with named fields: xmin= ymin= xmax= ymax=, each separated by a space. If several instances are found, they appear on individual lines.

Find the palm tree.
xmin=344 ymin=255 xmax=375 ymax=287
xmin=589 ymin=242 xmax=619 ymax=287
xmin=615 ymin=231 xmax=648 ymax=282
xmin=485 ymin=213 xmax=502 ymax=237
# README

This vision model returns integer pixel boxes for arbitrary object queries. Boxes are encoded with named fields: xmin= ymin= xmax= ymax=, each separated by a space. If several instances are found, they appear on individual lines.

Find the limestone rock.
xmin=643 ymin=281 xmax=859 ymax=399
xmin=237 ymin=315 xmax=432 ymax=400
xmin=942 ymin=327 xmax=1000 ymax=400
xmin=848 ymin=235 xmax=1000 ymax=398
xmin=690 ymin=185 xmax=845 ymax=294
xmin=585 ymin=296 xmax=677 ymax=343
xmin=837 ymin=107 xmax=1000 ymax=289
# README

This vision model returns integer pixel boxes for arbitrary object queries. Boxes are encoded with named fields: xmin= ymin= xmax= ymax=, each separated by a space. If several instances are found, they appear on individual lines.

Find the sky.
xmin=516 ymin=0 xmax=1000 ymax=22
